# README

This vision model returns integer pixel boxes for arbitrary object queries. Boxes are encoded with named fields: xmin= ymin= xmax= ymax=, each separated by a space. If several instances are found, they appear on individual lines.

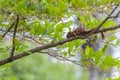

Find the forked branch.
xmin=0 ymin=24 xmax=120 ymax=66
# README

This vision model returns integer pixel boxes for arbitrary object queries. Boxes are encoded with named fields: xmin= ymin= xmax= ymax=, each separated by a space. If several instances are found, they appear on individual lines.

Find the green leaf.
xmin=103 ymin=20 xmax=116 ymax=28
xmin=0 ymin=35 xmax=3 ymax=41
xmin=109 ymin=36 xmax=116 ymax=42
xmin=102 ymin=44 xmax=108 ymax=53
xmin=63 ymin=52 xmax=67 ymax=56
xmin=85 ymin=46 xmax=90 ymax=55
xmin=68 ymin=42 xmax=74 ymax=53
xmin=116 ymin=39 xmax=120 ymax=45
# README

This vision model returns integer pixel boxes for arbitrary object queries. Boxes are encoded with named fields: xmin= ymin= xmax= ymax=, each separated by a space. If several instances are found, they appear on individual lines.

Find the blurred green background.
xmin=0 ymin=54 xmax=89 ymax=80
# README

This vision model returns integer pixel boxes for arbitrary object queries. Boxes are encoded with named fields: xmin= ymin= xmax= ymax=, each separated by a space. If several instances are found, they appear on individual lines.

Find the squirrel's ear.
xmin=67 ymin=32 xmax=71 ymax=38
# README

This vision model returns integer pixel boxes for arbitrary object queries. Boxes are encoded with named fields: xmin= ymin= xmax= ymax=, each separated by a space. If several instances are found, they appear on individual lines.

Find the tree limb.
xmin=10 ymin=14 xmax=19 ymax=61
xmin=0 ymin=24 xmax=120 ymax=66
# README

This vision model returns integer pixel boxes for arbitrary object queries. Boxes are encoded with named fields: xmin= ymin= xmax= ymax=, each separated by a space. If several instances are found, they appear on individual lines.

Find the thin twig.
xmin=2 ymin=21 xmax=15 ymax=38
xmin=1 ymin=9 xmax=11 ymax=14
xmin=109 ymin=10 xmax=120 ymax=18
xmin=0 ymin=9 xmax=27 ymax=20
xmin=10 ymin=14 xmax=19 ymax=61
xmin=24 ymin=36 xmax=43 ymax=45
xmin=40 ymin=50 xmax=81 ymax=65
xmin=95 ymin=24 xmax=120 ymax=33
xmin=40 ymin=50 xmax=98 ymax=69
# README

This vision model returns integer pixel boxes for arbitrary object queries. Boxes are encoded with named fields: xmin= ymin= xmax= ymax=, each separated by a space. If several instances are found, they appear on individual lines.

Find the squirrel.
xmin=66 ymin=27 xmax=104 ymax=40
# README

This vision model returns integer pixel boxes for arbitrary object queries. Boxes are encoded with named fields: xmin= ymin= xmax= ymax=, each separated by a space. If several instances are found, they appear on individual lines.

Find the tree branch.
xmin=40 ymin=51 xmax=81 ymax=66
xmin=95 ymin=24 xmax=120 ymax=33
xmin=10 ymin=14 xmax=19 ymax=61
xmin=109 ymin=10 xmax=120 ymax=18
xmin=2 ymin=21 xmax=15 ymax=38
xmin=0 ymin=24 xmax=120 ymax=66
xmin=84 ymin=4 xmax=119 ymax=38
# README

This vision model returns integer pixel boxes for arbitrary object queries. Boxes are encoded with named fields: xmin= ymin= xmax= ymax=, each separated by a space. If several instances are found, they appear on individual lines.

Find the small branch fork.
xmin=0 ymin=5 xmax=120 ymax=66
xmin=2 ymin=14 xmax=19 ymax=61
xmin=0 ymin=24 xmax=120 ymax=66
xmin=84 ymin=4 xmax=119 ymax=38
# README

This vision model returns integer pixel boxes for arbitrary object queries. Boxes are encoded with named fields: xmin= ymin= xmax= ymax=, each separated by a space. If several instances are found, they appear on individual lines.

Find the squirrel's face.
xmin=67 ymin=32 xmax=76 ymax=38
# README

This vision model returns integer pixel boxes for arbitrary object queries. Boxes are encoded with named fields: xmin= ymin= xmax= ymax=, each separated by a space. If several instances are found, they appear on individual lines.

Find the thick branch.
xmin=0 ymin=24 xmax=120 ymax=66
xmin=0 ymin=36 xmax=84 ymax=66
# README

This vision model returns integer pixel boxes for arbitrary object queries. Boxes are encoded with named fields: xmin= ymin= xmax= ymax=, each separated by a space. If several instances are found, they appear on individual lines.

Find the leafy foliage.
xmin=0 ymin=0 xmax=120 ymax=80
